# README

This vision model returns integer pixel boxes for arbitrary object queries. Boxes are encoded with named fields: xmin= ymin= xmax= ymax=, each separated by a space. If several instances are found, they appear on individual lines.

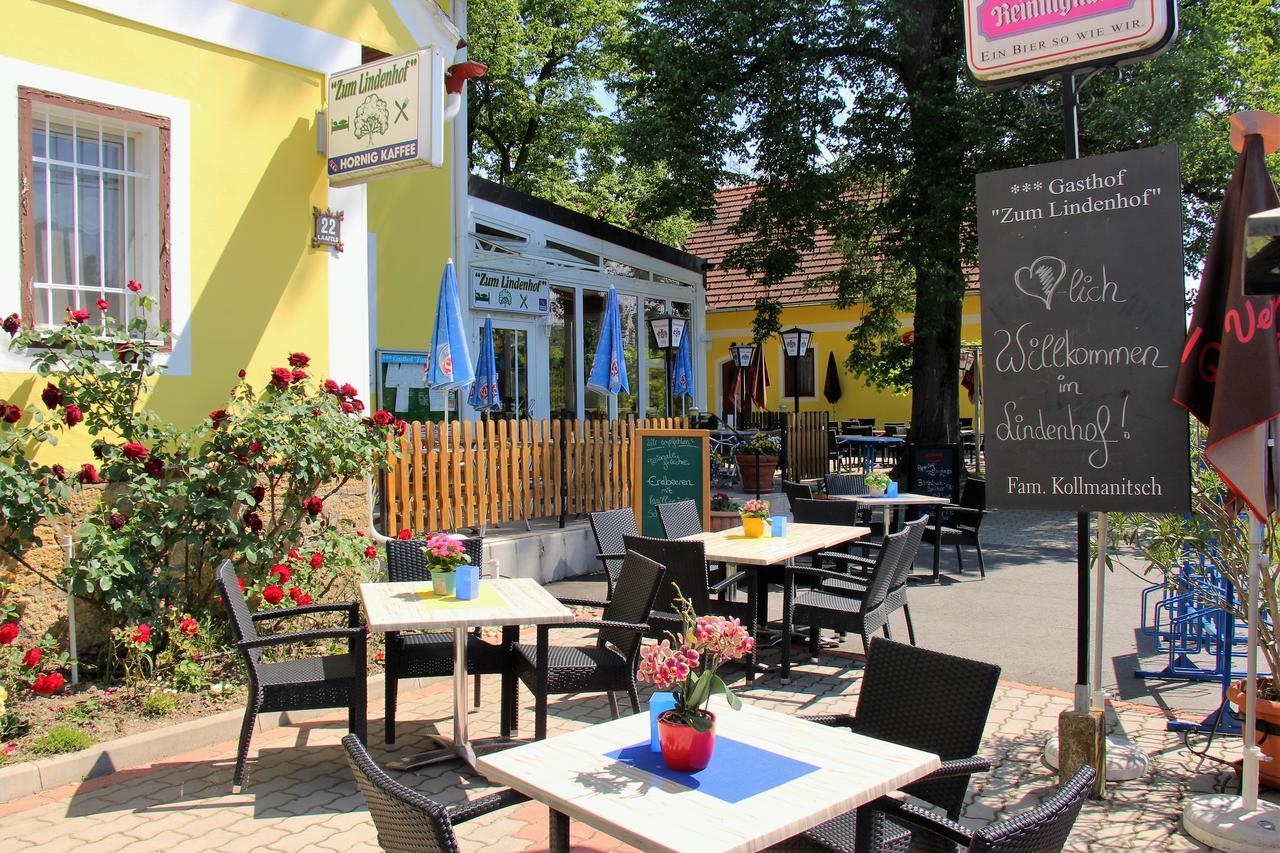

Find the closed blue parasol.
xmin=671 ymin=323 xmax=695 ymax=404
xmin=586 ymin=286 xmax=629 ymax=398
xmin=425 ymin=259 xmax=475 ymax=393
xmin=468 ymin=316 xmax=501 ymax=413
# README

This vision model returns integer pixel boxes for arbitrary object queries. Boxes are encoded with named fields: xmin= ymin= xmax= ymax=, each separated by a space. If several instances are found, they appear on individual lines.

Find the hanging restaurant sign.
xmin=471 ymin=269 xmax=550 ymax=315
xmin=326 ymin=48 xmax=445 ymax=185
xmin=963 ymin=0 xmax=1177 ymax=87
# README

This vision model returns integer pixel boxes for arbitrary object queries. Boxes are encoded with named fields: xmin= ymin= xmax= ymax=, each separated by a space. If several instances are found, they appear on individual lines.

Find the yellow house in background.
xmin=2 ymin=0 xmax=464 ymax=463
xmin=687 ymin=185 xmax=981 ymax=427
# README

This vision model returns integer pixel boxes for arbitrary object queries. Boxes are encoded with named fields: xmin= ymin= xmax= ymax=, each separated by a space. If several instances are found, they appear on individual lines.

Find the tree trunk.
xmin=910 ymin=274 xmax=962 ymax=445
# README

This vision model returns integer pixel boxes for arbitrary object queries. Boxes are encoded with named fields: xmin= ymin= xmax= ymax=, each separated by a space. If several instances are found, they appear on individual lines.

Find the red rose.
xmin=291 ymin=369 xmax=307 ymax=383
xmin=127 ymin=279 xmax=143 ymax=292
xmin=288 ymin=586 xmax=304 ymax=602
xmin=323 ymin=379 xmax=339 ymax=394
xmin=395 ymin=419 xmax=408 ymax=436
xmin=288 ymin=352 xmax=310 ymax=368
xmin=340 ymin=383 xmax=358 ymax=399
xmin=50 ymin=464 xmax=66 ymax=481
xmin=178 ymin=618 xmax=199 ymax=637
xmin=270 ymin=564 xmax=291 ymax=583
xmin=22 ymin=647 xmax=42 ymax=668
xmin=115 ymin=343 xmax=138 ymax=364
xmin=3 ymin=404 xmax=21 ymax=424
xmin=296 ymin=593 xmax=313 ymax=605
xmin=0 ymin=623 xmax=18 ymax=645
xmin=288 ymin=548 xmax=299 ymax=560
xmin=95 ymin=297 xmax=110 ymax=311
xmin=144 ymin=457 xmax=165 ymax=479
xmin=3 ymin=313 xmax=21 ymax=337
xmin=131 ymin=623 xmax=151 ymax=644
xmin=65 ymin=307 xmax=90 ymax=326
xmin=32 ymin=673 xmax=64 ymax=694
xmin=310 ymin=552 xmax=324 ymax=569
xmin=303 ymin=495 xmax=323 ymax=516
xmin=243 ymin=511 xmax=263 ymax=533
xmin=248 ymin=441 xmax=262 ymax=454
xmin=63 ymin=405 xmax=83 ymax=427
xmin=237 ymin=577 xmax=246 ymax=592
xmin=340 ymin=402 xmax=354 ymax=414
xmin=364 ymin=545 xmax=378 ymax=559
xmin=262 ymin=585 xmax=284 ymax=605
xmin=78 ymin=463 xmax=99 ymax=484
xmin=41 ymin=383 xmax=62 ymax=409
xmin=209 ymin=409 xmax=230 ymax=427
xmin=122 ymin=442 xmax=148 ymax=460
xmin=397 ymin=528 xmax=413 ymax=540
xmin=352 ymin=399 xmax=365 ymax=412
xmin=372 ymin=410 xmax=394 ymax=426
xmin=238 ymin=369 xmax=247 ymax=379
xmin=270 ymin=367 xmax=293 ymax=388
xmin=252 ymin=484 xmax=266 ymax=504
xmin=108 ymin=512 xmax=126 ymax=530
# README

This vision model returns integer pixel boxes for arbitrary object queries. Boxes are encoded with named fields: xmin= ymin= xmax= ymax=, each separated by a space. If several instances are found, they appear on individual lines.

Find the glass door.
xmin=482 ymin=317 xmax=544 ymax=419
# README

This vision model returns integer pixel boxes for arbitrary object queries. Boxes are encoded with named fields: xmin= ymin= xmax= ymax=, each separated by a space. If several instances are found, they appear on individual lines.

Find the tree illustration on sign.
xmin=353 ymin=94 xmax=389 ymax=140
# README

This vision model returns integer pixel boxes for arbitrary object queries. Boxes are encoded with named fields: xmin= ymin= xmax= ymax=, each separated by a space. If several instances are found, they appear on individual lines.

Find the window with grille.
xmin=19 ymin=88 xmax=169 ymax=336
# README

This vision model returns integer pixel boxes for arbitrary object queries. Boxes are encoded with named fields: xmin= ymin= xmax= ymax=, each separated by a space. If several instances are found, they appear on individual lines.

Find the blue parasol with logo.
xmin=671 ymin=322 xmax=695 ymax=408
xmin=586 ymin=286 xmax=629 ymax=413
xmin=468 ymin=316 xmax=501 ymax=415
xmin=425 ymin=258 xmax=474 ymax=427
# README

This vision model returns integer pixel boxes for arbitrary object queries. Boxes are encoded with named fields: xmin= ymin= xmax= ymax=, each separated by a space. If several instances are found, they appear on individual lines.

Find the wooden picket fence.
xmin=384 ymin=417 xmax=689 ymax=534
xmin=785 ymin=411 xmax=831 ymax=480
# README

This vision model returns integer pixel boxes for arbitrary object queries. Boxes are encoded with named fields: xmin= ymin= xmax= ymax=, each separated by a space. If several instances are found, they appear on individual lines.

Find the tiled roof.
xmin=686 ymin=184 xmax=978 ymax=312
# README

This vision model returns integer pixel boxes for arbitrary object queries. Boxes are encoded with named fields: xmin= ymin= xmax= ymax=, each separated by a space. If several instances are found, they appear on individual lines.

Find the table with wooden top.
xmin=677 ymin=522 xmax=869 ymax=662
xmin=359 ymin=577 xmax=574 ymax=768
xmin=829 ymin=493 xmax=950 ymax=582
xmin=476 ymin=696 xmax=940 ymax=853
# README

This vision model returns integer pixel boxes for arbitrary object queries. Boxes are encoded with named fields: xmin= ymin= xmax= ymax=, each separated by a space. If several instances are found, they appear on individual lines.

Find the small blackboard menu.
xmin=908 ymin=444 xmax=961 ymax=504
xmin=976 ymin=145 xmax=1190 ymax=512
xmin=633 ymin=429 xmax=710 ymax=537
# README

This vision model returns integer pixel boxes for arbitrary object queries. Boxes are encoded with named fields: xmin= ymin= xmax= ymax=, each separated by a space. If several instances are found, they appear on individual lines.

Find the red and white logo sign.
xmin=964 ymin=0 xmax=1175 ymax=85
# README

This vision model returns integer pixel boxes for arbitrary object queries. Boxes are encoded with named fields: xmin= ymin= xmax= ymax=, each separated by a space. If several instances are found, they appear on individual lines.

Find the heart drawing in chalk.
xmin=1013 ymin=256 xmax=1067 ymax=310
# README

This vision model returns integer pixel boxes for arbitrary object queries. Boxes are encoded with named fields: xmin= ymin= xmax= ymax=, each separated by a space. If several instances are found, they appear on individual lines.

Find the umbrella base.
xmin=1043 ymin=734 xmax=1149 ymax=782
xmin=1183 ymin=794 xmax=1280 ymax=852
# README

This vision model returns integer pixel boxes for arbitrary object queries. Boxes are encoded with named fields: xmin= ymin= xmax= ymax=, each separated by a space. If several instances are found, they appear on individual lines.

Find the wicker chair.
xmin=923 ymin=478 xmax=988 ymax=578
xmin=792 ymin=497 xmax=884 ymax=555
xmin=622 ymin=535 xmax=757 ymax=680
xmin=812 ymin=517 xmax=928 ymax=646
xmin=342 ymin=733 xmax=529 ymax=853
xmin=588 ymin=508 xmax=639 ymax=600
xmin=515 ymin=551 xmax=666 ymax=739
xmin=771 ymin=638 xmax=1003 ymax=852
xmin=382 ymin=537 xmax=515 ymax=745
xmin=216 ymin=560 xmax=367 ymax=791
xmin=780 ymin=525 xmax=910 ymax=681
xmin=880 ymin=765 xmax=1094 ymax=853
xmin=656 ymin=499 xmax=702 ymax=539
xmin=782 ymin=479 xmax=814 ymax=508
xmin=824 ymin=473 xmax=867 ymax=496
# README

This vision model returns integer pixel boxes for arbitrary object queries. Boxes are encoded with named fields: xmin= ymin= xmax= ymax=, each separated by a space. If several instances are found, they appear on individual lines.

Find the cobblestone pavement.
xmin=1 ymin=630 xmax=1251 ymax=852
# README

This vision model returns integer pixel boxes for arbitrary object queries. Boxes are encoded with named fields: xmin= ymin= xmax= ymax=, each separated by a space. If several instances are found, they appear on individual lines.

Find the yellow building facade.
xmin=2 ymin=0 xmax=462 ymax=463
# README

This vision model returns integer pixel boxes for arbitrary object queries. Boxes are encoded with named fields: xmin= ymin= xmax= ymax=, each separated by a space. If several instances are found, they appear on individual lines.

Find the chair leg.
xmin=474 ymin=674 xmax=482 ymax=708
xmin=975 ymin=540 xmax=987 ymax=578
xmin=384 ymin=673 xmax=398 ymax=745
xmin=607 ymin=691 xmax=620 ymax=720
xmin=932 ymin=538 xmax=941 ymax=579
xmin=903 ymin=603 xmax=917 ymax=646
xmin=627 ymin=685 xmax=640 ymax=714
xmin=809 ymin=625 xmax=821 ymax=663
xmin=233 ymin=700 xmax=258 ymax=792
xmin=501 ymin=626 xmax=518 ymax=738
xmin=955 ymin=542 xmax=965 ymax=573
xmin=882 ymin=622 xmax=892 ymax=639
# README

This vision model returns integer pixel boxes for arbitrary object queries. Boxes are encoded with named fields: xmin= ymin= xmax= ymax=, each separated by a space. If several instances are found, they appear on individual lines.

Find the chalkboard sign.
xmin=908 ymin=444 xmax=961 ymax=504
xmin=976 ymin=145 xmax=1190 ymax=512
xmin=632 ymin=429 xmax=710 ymax=538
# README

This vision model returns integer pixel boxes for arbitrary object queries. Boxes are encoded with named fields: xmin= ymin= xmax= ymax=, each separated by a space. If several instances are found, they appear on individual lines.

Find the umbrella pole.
xmin=443 ymin=395 xmax=455 ymax=532
xmin=1243 ymin=512 xmax=1263 ymax=810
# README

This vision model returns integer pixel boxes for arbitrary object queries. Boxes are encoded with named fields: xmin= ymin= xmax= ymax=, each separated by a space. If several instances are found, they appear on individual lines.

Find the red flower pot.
xmin=658 ymin=710 xmax=716 ymax=772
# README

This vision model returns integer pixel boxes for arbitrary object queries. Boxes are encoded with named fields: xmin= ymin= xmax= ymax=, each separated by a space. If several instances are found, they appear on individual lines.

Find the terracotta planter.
xmin=736 ymin=454 xmax=779 ymax=492
xmin=709 ymin=510 xmax=740 ymax=532
xmin=1228 ymin=680 xmax=1280 ymax=788
xmin=741 ymin=516 xmax=766 ymax=538
xmin=659 ymin=710 xmax=717 ymax=772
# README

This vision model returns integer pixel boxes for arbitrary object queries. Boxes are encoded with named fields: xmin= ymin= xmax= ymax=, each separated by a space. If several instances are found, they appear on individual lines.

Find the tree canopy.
xmin=618 ymin=0 xmax=1280 ymax=442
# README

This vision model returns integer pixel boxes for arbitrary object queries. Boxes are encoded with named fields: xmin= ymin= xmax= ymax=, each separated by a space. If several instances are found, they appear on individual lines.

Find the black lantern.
xmin=648 ymin=313 xmax=687 ymax=417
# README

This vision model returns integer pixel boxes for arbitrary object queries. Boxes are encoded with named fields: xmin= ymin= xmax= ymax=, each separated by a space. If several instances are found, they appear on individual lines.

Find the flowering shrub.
xmin=709 ymin=493 xmax=740 ymax=512
xmin=637 ymin=585 xmax=754 ymax=730
xmin=420 ymin=533 xmax=470 ymax=573
xmin=739 ymin=499 xmax=770 ymax=519
xmin=0 ymin=611 xmax=70 ymax=737
xmin=733 ymin=432 xmax=781 ymax=456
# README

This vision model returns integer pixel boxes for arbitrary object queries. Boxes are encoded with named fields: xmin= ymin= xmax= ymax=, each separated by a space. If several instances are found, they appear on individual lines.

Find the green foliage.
xmin=467 ymin=0 xmax=695 ymax=243
xmin=56 ymin=696 xmax=104 ymax=723
xmin=619 ymin=0 xmax=1280 ymax=436
xmin=733 ymin=433 xmax=780 ymax=456
xmin=142 ymin=691 xmax=179 ymax=717
xmin=0 ymin=611 xmax=71 ymax=735
xmin=169 ymin=660 xmax=209 ymax=693
xmin=29 ymin=723 xmax=93 ymax=755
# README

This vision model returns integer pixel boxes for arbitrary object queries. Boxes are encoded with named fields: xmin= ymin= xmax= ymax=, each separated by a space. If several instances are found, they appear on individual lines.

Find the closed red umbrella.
xmin=823 ymin=352 xmax=843 ymax=404
xmin=747 ymin=344 xmax=769 ymax=410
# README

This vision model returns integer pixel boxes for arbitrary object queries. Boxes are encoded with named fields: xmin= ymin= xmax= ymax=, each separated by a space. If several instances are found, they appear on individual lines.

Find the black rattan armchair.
xmin=816 ymin=517 xmax=928 ymax=646
xmin=792 ymin=497 xmax=884 ymax=557
xmin=824 ymin=473 xmax=867 ymax=496
xmin=217 ymin=560 xmax=367 ymax=791
xmin=382 ymin=537 xmax=516 ymax=745
xmin=880 ymin=765 xmax=1094 ymax=853
xmin=588 ymin=508 xmax=638 ymax=600
xmin=772 ymin=638 xmax=1002 ymax=852
xmin=342 ymin=733 xmax=529 ymax=853
xmin=656 ymin=499 xmax=702 ymax=538
xmin=782 ymin=479 xmax=814 ymax=508
xmin=516 ymin=550 xmax=666 ymax=739
xmin=623 ymin=535 xmax=757 ymax=680
xmin=924 ymin=478 xmax=988 ymax=578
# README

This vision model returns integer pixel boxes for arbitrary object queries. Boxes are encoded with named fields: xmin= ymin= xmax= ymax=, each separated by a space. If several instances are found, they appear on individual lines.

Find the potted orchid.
xmin=865 ymin=471 xmax=891 ymax=496
xmin=738 ymin=498 xmax=770 ymax=538
xmin=420 ymin=532 xmax=470 ymax=596
xmin=638 ymin=587 xmax=755 ymax=771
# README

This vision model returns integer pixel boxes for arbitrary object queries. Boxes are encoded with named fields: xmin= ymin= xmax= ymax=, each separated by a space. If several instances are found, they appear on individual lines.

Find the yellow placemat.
xmin=414 ymin=582 xmax=505 ymax=610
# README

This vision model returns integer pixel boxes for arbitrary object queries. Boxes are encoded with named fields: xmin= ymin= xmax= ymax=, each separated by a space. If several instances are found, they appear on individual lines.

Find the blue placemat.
xmin=605 ymin=737 xmax=819 ymax=803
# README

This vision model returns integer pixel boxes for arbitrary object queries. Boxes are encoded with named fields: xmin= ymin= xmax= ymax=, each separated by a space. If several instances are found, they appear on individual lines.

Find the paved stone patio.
xmin=0 ymin=630 xmax=1250 ymax=852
